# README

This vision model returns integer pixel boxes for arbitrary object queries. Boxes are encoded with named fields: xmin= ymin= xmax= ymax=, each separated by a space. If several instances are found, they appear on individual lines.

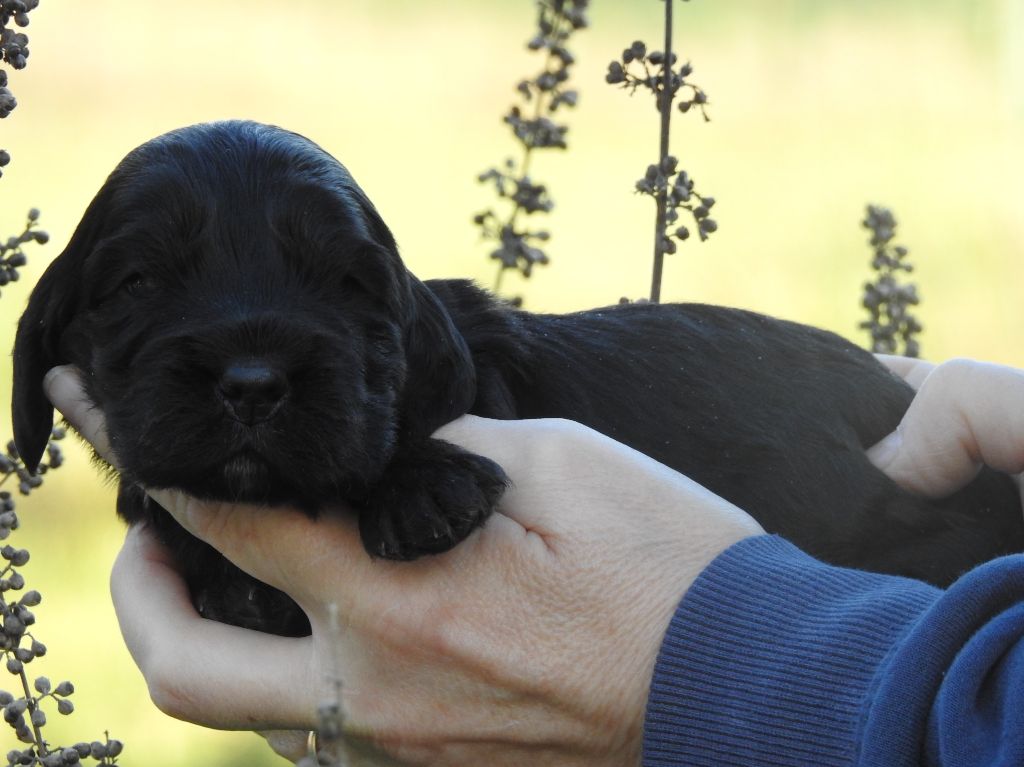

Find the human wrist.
xmin=642 ymin=536 xmax=940 ymax=765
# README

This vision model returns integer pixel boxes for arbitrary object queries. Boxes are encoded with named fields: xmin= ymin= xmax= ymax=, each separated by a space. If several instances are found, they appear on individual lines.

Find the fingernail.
xmin=42 ymin=365 xmax=75 ymax=399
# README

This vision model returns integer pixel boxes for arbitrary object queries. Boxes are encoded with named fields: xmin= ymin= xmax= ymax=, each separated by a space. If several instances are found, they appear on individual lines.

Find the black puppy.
xmin=12 ymin=121 xmax=1023 ymax=636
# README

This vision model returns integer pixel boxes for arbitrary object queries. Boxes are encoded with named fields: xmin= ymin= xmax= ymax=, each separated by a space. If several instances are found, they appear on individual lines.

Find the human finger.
xmin=257 ymin=730 xmax=312 ymax=762
xmin=436 ymin=415 xmax=763 ymax=546
xmin=874 ymin=354 xmax=936 ymax=390
xmin=143 ymin=485 xmax=377 ymax=609
xmin=432 ymin=415 xmax=598 ymax=535
xmin=867 ymin=359 xmax=1024 ymax=498
xmin=110 ymin=525 xmax=320 ymax=730
xmin=43 ymin=365 xmax=115 ymax=461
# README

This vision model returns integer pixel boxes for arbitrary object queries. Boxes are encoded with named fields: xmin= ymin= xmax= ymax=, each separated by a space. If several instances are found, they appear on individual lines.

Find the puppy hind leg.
xmin=358 ymin=438 xmax=509 ymax=560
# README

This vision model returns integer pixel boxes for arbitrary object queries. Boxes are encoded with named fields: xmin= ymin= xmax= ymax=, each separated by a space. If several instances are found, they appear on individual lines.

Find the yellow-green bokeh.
xmin=1 ymin=1 xmax=1022 ymax=764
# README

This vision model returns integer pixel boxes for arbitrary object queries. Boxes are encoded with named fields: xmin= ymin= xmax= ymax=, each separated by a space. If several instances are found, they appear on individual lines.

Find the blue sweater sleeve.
xmin=642 ymin=535 xmax=1024 ymax=766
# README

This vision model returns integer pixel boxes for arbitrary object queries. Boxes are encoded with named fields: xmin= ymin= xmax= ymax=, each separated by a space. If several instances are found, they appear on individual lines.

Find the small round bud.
xmin=15 ymin=722 xmax=33 ymax=744
xmin=605 ymin=61 xmax=625 ymax=84
xmin=8 ymin=698 xmax=28 ymax=716
xmin=4 ymin=616 xmax=25 ymax=637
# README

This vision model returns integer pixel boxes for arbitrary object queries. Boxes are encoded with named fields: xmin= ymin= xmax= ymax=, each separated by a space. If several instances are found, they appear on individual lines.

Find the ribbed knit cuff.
xmin=643 ymin=535 xmax=940 ymax=767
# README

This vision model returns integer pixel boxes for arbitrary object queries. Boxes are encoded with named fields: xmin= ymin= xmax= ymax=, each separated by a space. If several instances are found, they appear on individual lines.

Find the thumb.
xmin=867 ymin=359 xmax=1024 ymax=498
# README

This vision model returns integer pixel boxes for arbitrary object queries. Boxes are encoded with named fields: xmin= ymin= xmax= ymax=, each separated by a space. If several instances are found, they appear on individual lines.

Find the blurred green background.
xmin=1 ymin=0 xmax=1022 ymax=764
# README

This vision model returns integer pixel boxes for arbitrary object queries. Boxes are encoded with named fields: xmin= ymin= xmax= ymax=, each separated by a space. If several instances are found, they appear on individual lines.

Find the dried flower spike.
xmin=859 ymin=204 xmax=922 ymax=358
xmin=474 ymin=0 xmax=590 ymax=301
xmin=607 ymin=0 xmax=716 ymax=303
xmin=0 ymin=0 xmax=42 ymax=175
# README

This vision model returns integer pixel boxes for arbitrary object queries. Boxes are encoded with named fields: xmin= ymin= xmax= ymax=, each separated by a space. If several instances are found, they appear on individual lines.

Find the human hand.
xmin=868 ymin=356 xmax=1024 ymax=506
xmin=44 ymin=366 xmax=764 ymax=767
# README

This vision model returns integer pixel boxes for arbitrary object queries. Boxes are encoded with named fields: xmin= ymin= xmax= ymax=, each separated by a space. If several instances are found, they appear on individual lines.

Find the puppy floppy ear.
xmin=11 ymin=250 xmax=86 ymax=473
xmin=10 ymin=176 xmax=116 ymax=473
xmin=12 ymin=167 xmax=124 ymax=471
xmin=324 ymin=175 xmax=478 ymax=437
xmin=400 ymin=276 xmax=477 ymax=437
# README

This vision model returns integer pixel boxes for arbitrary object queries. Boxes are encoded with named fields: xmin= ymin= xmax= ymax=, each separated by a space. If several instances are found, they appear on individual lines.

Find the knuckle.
xmin=933 ymin=357 xmax=978 ymax=384
xmin=143 ymin=658 xmax=195 ymax=720
xmin=915 ymin=357 xmax=978 ymax=404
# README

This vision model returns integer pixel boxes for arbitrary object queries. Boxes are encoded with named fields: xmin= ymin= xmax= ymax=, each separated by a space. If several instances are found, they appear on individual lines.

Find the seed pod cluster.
xmin=859 ymin=205 xmax=922 ymax=358
xmin=474 ymin=0 xmax=590 ymax=299
xmin=0 ymin=0 xmax=41 ymax=175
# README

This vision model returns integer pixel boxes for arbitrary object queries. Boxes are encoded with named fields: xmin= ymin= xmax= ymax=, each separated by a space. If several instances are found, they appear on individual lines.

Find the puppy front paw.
xmin=359 ymin=439 xmax=509 ymax=560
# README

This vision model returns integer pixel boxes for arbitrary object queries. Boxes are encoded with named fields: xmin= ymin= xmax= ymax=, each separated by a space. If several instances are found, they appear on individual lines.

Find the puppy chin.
xmin=145 ymin=452 xmax=300 ymax=506
xmin=219 ymin=451 xmax=278 ymax=501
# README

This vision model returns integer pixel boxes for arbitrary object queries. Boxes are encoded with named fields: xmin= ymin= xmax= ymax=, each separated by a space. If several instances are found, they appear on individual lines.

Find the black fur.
xmin=12 ymin=121 xmax=1024 ymax=637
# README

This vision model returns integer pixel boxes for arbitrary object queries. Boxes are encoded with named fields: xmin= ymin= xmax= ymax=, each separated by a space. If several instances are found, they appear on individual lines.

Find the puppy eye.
xmin=121 ymin=273 xmax=157 ymax=298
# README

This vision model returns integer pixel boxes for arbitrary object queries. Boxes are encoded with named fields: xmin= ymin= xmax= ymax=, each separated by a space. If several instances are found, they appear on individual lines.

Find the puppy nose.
xmin=219 ymin=361 xmax=288 ymax=425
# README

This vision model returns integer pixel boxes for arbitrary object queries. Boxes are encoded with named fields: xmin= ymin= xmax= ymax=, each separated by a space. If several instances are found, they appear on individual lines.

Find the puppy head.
xmin=13 ymin=120 xmax=475 ymax=503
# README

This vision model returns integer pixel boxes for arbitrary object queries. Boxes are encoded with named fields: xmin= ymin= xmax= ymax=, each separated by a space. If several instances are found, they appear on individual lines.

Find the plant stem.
xmin=18 ymin=666 xmax=48 ymax=756
xmin=650 ymin=0 xmax=674 ymax=303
